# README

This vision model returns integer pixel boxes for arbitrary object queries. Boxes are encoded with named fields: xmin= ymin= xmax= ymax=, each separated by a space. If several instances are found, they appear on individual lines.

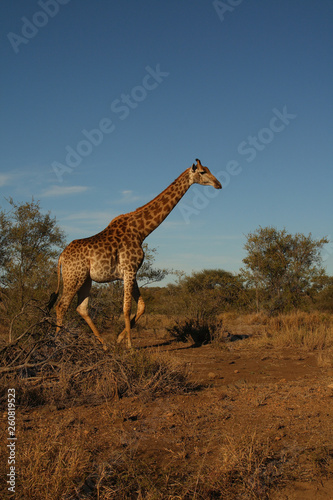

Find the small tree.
xmin=137 ymin=244 xmax=169 ymax=286
xmin=241 ymin=226 xmax=329 ymax=313
xmin=177 ymin=269 xmax=245 ymax=321
xmin=0 ymin=199 xmax=66 ymax=332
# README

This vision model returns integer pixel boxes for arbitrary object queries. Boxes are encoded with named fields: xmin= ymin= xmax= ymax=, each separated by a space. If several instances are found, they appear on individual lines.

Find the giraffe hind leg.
xmin=76 ymin=277 xmax=107 ymax=351
xmin=55 ymin=289 xmax=76 ymax=333
xmin=117 ymin=279 xmax=145 ymax=348
xmin=130 ymin=280 xmax=145 ymax=327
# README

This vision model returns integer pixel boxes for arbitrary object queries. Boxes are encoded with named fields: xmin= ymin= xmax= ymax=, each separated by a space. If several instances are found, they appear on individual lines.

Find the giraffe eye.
xmin=199 ymin=171 xmax=206 ymax=175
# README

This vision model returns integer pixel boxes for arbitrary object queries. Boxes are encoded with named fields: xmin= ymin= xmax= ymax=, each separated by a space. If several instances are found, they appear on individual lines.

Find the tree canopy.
xmin=0 ymin=198 xmax=66 ymax=313
xmin=176 ymin=269 xmax=246 ymax=320
xmin=241 ymin=226 xmax=329 ymax=312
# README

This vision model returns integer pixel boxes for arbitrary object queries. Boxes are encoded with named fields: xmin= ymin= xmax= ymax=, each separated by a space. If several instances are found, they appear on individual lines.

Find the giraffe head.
xmin=189 ymin=159 xmax=222 ymax=189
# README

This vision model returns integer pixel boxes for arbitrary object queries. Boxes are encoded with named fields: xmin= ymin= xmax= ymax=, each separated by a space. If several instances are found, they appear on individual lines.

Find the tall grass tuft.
xmin=262 ymin=312 xmax=333 ymax=350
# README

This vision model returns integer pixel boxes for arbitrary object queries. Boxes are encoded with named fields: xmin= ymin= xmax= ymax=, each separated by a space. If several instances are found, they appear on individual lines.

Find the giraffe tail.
xmin=47 ymin=255 xmax=62 ymax=311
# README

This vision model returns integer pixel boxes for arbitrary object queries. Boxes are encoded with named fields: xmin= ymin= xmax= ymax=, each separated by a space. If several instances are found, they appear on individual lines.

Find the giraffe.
xmin=48 ymin=159 xmax=222 ymax=349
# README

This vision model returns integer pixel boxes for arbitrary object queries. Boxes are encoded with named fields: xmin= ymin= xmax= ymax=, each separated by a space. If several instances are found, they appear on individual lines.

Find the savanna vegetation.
xmin=1 ymin=199 xmax=333 ymax=499
xmin=0 ymin=200 xmax=331 ymax=342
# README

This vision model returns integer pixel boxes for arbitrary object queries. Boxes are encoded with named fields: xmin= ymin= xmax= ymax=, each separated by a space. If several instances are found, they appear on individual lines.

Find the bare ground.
xmin=2 ymin=317 xmax=333 ymax=499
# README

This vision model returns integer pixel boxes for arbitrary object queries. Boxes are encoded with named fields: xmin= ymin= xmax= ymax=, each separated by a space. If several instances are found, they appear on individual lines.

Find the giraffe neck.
xmin=132 ymin=169 xmax=191 ymax=240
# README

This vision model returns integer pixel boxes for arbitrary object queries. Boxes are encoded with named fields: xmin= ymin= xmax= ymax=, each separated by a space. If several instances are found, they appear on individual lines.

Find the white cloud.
xmin=0 ymin=173 xmax=13 ymax=187
xmin=41 ymin=185 xmax=89 ymax=197
xmin=120 ymin=190 xmax=143 ymax=203
xmin=111 ymin=189 xmax=147 ymax=205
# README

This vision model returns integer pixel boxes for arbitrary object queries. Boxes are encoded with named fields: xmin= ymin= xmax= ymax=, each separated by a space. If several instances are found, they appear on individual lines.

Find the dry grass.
xmin=259 ymin=312 xmax=333 ymax=350
xmin=194 ymin=433 xmax=281 ymax=499
xmin=217 ymin=311 xmax=333 ymax=351
xmin=317 ymin=348 xmax=333 ymax=368
xmin=11 ymin=421 xmax=332 ymax=500
xmin=17 ymin=424 xmax=90 ymax=500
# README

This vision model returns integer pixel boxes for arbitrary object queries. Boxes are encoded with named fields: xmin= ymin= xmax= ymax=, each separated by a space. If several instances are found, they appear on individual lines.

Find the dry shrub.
xmin=168 ymin=318 xmax=219 ymax=346
xmin=168 ymin=316 xmax=250 ymax=348
xmin=0 ymin=320 xmax=192 ymax=409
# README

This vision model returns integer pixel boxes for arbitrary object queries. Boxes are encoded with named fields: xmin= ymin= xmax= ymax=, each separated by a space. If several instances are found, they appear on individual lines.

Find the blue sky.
xmin=1 ymin=0 xmax=333 ymax=282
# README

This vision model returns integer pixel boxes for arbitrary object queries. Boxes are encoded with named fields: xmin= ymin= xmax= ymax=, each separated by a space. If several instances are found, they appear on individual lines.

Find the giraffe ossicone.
xmin=48 ymin=159 xmax=222 ymax=349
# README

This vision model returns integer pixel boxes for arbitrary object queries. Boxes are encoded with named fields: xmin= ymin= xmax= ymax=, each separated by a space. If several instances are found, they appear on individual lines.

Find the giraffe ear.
xmin=191 ymin=163 xmax=197 ymax=172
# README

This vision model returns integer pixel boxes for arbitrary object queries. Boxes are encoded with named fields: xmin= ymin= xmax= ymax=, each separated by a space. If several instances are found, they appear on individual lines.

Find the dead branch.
xmin=0 ymin=359 xmax=62 ymax=374
xmin=70 ymin=359 xmax=110 ymax=379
